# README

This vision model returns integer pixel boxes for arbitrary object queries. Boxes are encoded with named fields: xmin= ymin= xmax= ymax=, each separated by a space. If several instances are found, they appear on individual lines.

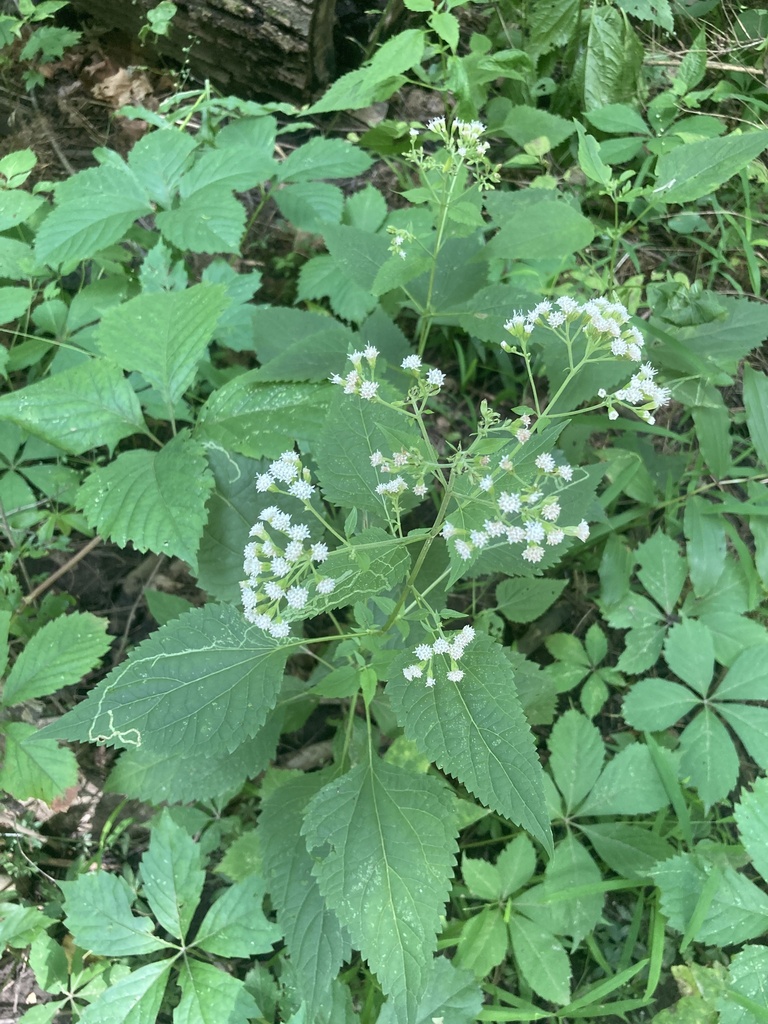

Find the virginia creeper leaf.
xmin=76 ymin=961 xmax=172 ymax=1024
xmin=0 ymin=722 xmax=77 ymax=803
xmin=194 ymin=874 xmax=281 ymax=957
xmin=3 ymin=611 xmax=109 ymax=706
xmin=509 ymin=914 xmax=571 ymax=1005
xmin=175 ymin=959 xmax=261 ymax=1024
xmin=141 ymin=809 xmax=205 ymax=940
xmin=61 ymin=872 xmax=169 ymax=956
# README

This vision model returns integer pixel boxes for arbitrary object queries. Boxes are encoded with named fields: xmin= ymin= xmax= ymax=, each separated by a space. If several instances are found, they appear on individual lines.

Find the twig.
xmin=644 ymin=56 xmax=764 ymax=77
xmin=21 ymin=535 xmax=102 ymax=606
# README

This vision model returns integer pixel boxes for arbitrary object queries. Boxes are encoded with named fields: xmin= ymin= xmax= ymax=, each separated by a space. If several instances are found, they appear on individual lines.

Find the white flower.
xmin=597 ymin=388 xmax=607 ymax=399
xmin=547 ymin=311 xmax=566 ymax=328
xmin=363 ymin=345 xmax=379 ymax=360
xmin=264 ymin=581 xmax=283 ymax=600
xmin=426 ymin=368 xmax=445 ymax=387
xmin=547 ymin=528 xmax=565 ymax=545
xmin=541 ymin=502 xmax=561 ymax=522
xmin=608 ymin=409 xmax=619 ymax=420
xmin=260 ymin=506 xmax=279 ymax=522
xmin=425 ymin=676 xmax=436 ymax=688
xmin=432 ymin=637 xmax=450 ymax=654
xmin=289 ymin=523 xmax=310 ymax=541
xmin=498 ymin=491 xmax=521 ymax=514
xmin=271 ymin=557 xmax=291 ymax=578
xmin=401 ymin=355 xmax=422 ymax=370
xmin=455 ymin=539 xmax=473 ymax=560
xmin=392 ymin=450 xmax=409 ymax=467
xmin=516 ymin=428 xmax=531 ymax=443
xmin=403 ymin=664 xmax=423 ymax=680
xmin=441 ymin=522 xmax=457 ymax=539
xmin=506 ymin=526 xmax=525 ymax=543
xmin=316 ymin=577 xmax=336 ymax=594
xmin=289 ymin=480 xmax=314 ymax=501
xmin=484 ymin=519 xmax=505 ymax=537
xmin=535 ymin=453 xmax=556 ymax=472
xmin=360 ymin=380 xmax=379 ymax=400
xmin=284 ymin=540 xmax=304 ymax=562
xmin=255 ymin=473 xmax=275 ymax=492
xmin=253 ymin=612 xmax=272 ymax=630
xmin=414 ymin=644 xmax=433 ymax=660
xmin=311 ymin=542 xmax=329 ymax=562
xmin=522 ymin=545 xmax=544 ymax=563
xmin=370 ymin=450 xmax=384 ymax=467
xmin=413 ymin=483 xmax=428 ymax=497
xmin=470 ymin=530 xmax=488 ymax=548
xmin=286 ymin=586 xmax=308 ymax=609
xmin=558 ymin=464 xmax=574 ymax=482
xmin=272 ymin=511 xmax=291 ymax=532
xmin=269 ymin=621 xmax=291 ymax=638
xmin=447 ymin=669 xmax=464 ymax=683
xmin=271 ymin=459 xmax=299 ymax=483
xmin=525 ymin=521 xmax=545 ymax=543
xmin=575 ymin=520 xmax=590 ymax=542
xmin=479 ymin=475 xmax=493 ymax=492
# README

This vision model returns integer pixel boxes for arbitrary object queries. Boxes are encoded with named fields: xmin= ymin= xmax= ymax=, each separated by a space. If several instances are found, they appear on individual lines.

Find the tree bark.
xmin=70 ymin=0 xmax=337 ymax=102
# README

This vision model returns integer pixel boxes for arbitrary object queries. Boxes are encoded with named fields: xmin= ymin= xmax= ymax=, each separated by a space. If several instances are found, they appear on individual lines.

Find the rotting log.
xmin=68 ymin=0 xmax=338 ymax=103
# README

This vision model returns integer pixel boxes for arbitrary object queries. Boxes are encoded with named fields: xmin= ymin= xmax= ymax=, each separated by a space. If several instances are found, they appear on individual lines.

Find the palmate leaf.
xmin=61 ymin=872 xmax=169 ymax=956
xmin=3 ymin=611 xmax=109 ymax=706
xmin=77 ymin=961 xmax=172 ymax=1024
xmin=0 ymin=722 xmax=78 ymax=803
xmin=734 ymin=778 xmax=768 ymax=883
xmin=78 ymin=433 xmax=214 ymax=570
xmin=194 ymin=874 xmax=281 ymax=957
xmin=175 ymin=960 xmax=261 ymax=1024
xmin=678 ymin=708 xmax=739 ymax=809
xmin=375 ymin=958 xmax=482 ymax=1024
xmin=43 ymin=603 xmax=290 ymax=757
xmin=0 ymin=358 xmax=147 ymax=455
xmin=388 ymin=632 xmax=551 ymax=852
xmin=140 ymin=810 xmax=205 ymax=940
xmin=96 ymin=284 xmax=228 ymax=409
xmin=548 ymin=710 xmax=604 ymax=813
xmin=260 ymin=772 xmax=350 ymax=1020
xmin=508 ymin=914 xmax=571 ymax=1006
xmin=302 ymin=758 xmax=458 ymax=1024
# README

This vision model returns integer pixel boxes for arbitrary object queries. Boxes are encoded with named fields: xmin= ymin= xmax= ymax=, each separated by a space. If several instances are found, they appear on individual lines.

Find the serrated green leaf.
xmin=0 ymin=358 xmax=147 ymax=455
xmin=344 ymin=185 xmax=387 ymax=232
xmin=302 ymin=758 xmax=458 ymax=1024
xmin=0 ymin=904 xmax=49 ymax=948
xmin=429 ymin=9 xmax=459 ymax=49
xmin=616 ymin=623 xmax=666 ymax=674
xmin=548 ymin=710 xmax=604 ymax=813
xmin=484 ymin=200 xmax=594 ymax=260
xmin=528 ymin=0 xmax=580 ymax=58
xmin=0 ymin=722 xmax=77 ymax=802
xmin=127 ymin=129 xmax=197 ymax=206
xmin=578 ymin=822 xmax=673 ymax=879
xmin=462 ymin=855 xmax=502 ymax=901
xmin=35 ymin=162 xmax=152 ymax=268
xmin=734 ymin=778 xmax=768 ymax=883
xmin=719 ymin=944 xmax=768 ymax=1024
xmin=714 ymin=646 xmax=768 ymax=702
xmin=194 ymin=874 xmax=280 ymax=957
xmin=0 ymin=286 xmax=33 ymax=325
xmin=715 ymin=703 xmax=768 ymax=773
xmin=623 ymin=677 xmax=699 ymax=731
xmin=636 ymin=532 xmax=686 ymax=614
xmin=509 ymin=913 xmax=571 ymax=1005
xmin=297 ymin=253 xmax=378 ymax=324
xmin=578 ymin=741 xmax=672 ymax=816
xmin=376 ymin=958 xmax=482 ymax=1024
xmin=76 ymin=960 xmax=172 ymax=1024
xmin=679 ymin=708 xmax=739 ymax=808
xmin=278 ymin=137 xmax=373 ymax=183
xmin=684 ymin=495 xmax=727 ymax=597
xmin=78 ymin=433 xmax=213 ymax=569
xmin=698 ymin=612 xmax=768 ymax=668
xmin=616 ymin=0 xmax=673 ymax=30
xmin=141 ymin=809 xmax=204 ymax=939
xmin=3 ymin=612 xmax=109 ymax=706
xmin=584 ymin=8 xmax=643 ymax=111
xmin=45 ymin=603 xmax=290 ymax=757
xmin=389 ymin=633 xmax=551 ymax=852
xmin=274 ymin=182 xmax=344 ymax=233
xmin=496 ymin=577 xmax=567 ymax=624
xmin=61 ymin=872 xmax=168 ymax=956
xmin=543 ymin=834 xmax=602 ymax=943
xmin=315 ymin=388 xmax=421 ymax=514
xmin=454 ymin=906 xmax=508 ymax=978
xmin=261 ymin=773 xmax=350 ymax=1019
xmin=655 ymin=132 xmax=768 ymax=205
xmin=743 ymin=364 xmax=768 ymax=471
xmin=181 ymin=145 xmax=277 ymax=197
xmin=664 ymin=619 xmax=714 ymax=695
xmin=497 ymin=834 xmax=537 ymax=898
xmin=105 ymin=712 xmax=283 ymax=804
xmin=97 ymin=284 xmax=227 ymax=409
xmin=176 ymin=959 xmax=260 ymax=1024
xmin=196 ymin=374 xmax=331 ymax=459
xmin=156 ymin=184 xmax=248 ymax=253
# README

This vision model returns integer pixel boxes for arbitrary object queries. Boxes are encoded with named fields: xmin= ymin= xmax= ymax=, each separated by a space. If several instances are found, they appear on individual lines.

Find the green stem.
xmin=417 ymin=167 xmax=461 ymax=357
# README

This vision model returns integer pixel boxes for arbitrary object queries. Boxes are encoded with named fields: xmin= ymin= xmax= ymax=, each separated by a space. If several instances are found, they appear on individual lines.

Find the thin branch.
xmin=21 ymin=535 xmax=102 ymax=606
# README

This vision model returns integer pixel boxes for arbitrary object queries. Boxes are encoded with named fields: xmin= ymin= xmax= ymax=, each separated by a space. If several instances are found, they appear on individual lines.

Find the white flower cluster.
xmin=504 ymin=296 xmax=644 ymax=358
xmin=241 ymin=454 xmax=336 ymax=639
xmin=422 ymin=117 xmax=490 ymax=160
xmin=402 ymin=625 xmax=476 ymax=687
xmin=370 ymin=445 xmax=430 ymax=500
xmin=598 ymin=363 xmax=672 ymax=424
xmin=400 ymin=353 xmax=446 ymax=391
xmin=330 ymin=346 xmax=380 ymax=400
xmin=443 ymin=448 xmax=588 ymax=565
xmin=502 ymin=298 xmax=671 ymax=422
